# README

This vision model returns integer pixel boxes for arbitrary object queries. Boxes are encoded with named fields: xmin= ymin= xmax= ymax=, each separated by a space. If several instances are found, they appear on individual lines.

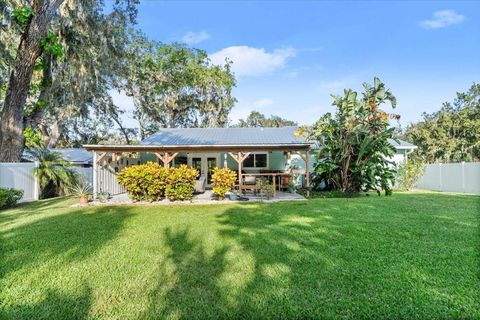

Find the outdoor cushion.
xmin=194 ymin=176 xmax=206 ymax=193
xmin=243 ymin=176 xmax=256 ymax=185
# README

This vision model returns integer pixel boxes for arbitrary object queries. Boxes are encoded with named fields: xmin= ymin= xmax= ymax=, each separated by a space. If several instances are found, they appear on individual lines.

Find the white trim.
xmin=242 ymin=152 xmax=269 ymax=170
xmin=93 ymin=152 xmax=98 ymax=196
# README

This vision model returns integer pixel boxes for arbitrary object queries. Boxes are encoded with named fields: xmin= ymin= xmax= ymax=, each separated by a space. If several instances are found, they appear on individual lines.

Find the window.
xmin=243 ymin=153 xmax=268 ymax=169
xmin=173 ymin=155 xmax=188 ymax=167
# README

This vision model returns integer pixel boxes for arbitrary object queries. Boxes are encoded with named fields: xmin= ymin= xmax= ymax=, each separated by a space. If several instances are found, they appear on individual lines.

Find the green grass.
xmin=0 ymin=192 xmax=479 ymax=319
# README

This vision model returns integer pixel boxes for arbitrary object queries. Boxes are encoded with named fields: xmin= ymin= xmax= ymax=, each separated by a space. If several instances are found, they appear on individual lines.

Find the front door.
xmin=188 ymin=153 xmax=219 ymax=187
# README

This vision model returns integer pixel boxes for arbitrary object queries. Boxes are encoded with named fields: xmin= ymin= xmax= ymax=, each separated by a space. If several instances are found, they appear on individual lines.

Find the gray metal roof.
xmin=22 ymin=148 xmax=93 ymax=164
xmin=141 ymin=127 xmax=309 ymax=146
xmin=141 ymin=127 xmax=416 ymax=149
xmin=53 ymin=148 xmax=93 ymax=164
xmin=387 ymin=138 xmax=417 ymax=149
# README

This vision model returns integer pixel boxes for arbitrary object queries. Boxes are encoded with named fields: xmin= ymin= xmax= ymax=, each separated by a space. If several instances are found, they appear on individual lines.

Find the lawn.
xmin=0 ymin=192 xmax=479 ymax=319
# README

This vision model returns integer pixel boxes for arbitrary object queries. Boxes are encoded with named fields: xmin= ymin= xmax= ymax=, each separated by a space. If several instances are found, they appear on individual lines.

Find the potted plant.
xmin=70 ymin=180 xmax=91 ymax=205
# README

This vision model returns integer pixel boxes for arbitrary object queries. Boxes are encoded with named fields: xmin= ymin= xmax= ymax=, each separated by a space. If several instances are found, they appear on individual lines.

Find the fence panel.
xmin=0 ymin=162 xmax=39 ymax=202
xmin=95 ymin=165 xmax=125 ymax=196
xmin=417 ymin=162 xmax=480 ymax=194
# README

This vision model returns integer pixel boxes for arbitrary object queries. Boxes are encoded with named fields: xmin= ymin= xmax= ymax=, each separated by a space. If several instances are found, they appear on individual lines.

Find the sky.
xmin=112 ymin=1 xmax=480 ymax=128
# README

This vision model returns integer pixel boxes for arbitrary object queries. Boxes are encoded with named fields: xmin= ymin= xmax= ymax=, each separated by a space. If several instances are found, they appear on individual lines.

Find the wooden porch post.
xmin=228 ymin=152 xmax=251 ymax=190
xmin=295 ymin=149 xmax=311 ymax=197
xmin=305 ymin=151 xmax=310 ymax=197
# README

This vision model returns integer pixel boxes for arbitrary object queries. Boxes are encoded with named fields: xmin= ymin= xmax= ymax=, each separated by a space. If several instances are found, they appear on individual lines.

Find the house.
xmin=83 ymin=127 xmax=416 ymax=196
xmin=22 ymin=148 xmax=93 ymax=167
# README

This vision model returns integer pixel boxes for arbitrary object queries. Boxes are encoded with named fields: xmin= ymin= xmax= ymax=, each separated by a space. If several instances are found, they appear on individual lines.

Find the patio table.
xmin=240 ymin=173 xmax=292 ymax=196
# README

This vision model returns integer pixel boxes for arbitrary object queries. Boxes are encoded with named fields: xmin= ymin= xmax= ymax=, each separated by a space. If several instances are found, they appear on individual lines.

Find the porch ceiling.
xmin=83 ymin=144 xmax=311 ymax=153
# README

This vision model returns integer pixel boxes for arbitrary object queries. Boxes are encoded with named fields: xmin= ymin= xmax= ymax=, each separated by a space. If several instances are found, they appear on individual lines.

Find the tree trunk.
xmin=0 ymin=0 xmax=64 ymax=162
xmin=24 ymin=54 xmax=52 ymax=129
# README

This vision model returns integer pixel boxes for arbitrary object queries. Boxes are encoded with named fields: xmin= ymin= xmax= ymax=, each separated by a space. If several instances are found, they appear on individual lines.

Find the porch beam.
xmin=96 ymin=152 xmax=108 ymax=164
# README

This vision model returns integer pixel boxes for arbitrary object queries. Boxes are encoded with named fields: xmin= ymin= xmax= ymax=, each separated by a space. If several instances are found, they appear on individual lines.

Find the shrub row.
xmin=0 ymin=188 xmax=23 ymax=209
xmin=117 ymin=162 xmax=198 ymax=201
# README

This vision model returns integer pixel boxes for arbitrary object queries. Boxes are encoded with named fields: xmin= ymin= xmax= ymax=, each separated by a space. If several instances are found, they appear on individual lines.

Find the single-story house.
xmin=84 ymin=127 xmax=416 ymax=196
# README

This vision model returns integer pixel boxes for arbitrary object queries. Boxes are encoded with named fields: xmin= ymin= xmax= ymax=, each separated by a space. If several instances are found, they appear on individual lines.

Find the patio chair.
xmin=241 ymin=176 xmax=258 ymax=195
xmin=194 ymin=176 xmax=206 ymax=193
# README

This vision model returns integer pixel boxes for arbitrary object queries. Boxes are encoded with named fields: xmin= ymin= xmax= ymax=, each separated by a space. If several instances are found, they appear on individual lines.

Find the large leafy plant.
xmin=27 ymin=148 xmax=79 ymax=198
xmin=301 ymin=78 xmax=398 ymax=195
xmin=118 ymin=163 xmax=198 ymax=202
xmin=211 ymin=167 xmax=236 ymax=199
xmin=117 ymin=162 xmax=168 ymax=201
xmin=165 ymin=165 xmax=199 ymax=201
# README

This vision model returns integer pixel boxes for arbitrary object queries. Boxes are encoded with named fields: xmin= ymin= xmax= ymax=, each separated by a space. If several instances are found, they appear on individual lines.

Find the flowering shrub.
xmin=165 ymin=165 xmax=199 ymax=201
xmin=117 ymin=162 xmax=167 ymax=201
xmin=211 ymin=167 xmax=236 ymax=199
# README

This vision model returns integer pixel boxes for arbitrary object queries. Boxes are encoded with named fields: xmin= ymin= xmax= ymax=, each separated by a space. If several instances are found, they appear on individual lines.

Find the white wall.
xmin=0 ymin=162 xmax=39 ymax=202
xmin=417 ymin=162 xmax=480 ymax=194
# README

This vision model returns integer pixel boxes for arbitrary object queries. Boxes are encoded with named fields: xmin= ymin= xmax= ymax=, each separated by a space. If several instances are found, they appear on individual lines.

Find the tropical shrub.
xmin=256 ymin=178 xmax=275 ymax=200
xmin=27 ymin=148 xmax=79 ymax=198
xmin=117 ymin=162 xmax=167 ymax=201
xmin=0 ymin=188 xmax=24 ymax=209
xmin=165 ymin=165 xmax=198 ymax=201
xmin=298 ymin=77 xmax=399 ymax=195
xmin=395 ymin=157 xmax=425 ymax=190
xmin=211 ymin=167 xmax=236 ymax=199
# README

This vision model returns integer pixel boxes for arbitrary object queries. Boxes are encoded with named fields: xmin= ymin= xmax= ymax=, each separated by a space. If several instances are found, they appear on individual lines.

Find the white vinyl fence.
xmin=417 ymin=162 xmax=480 ymax=194
xmin=94 ymin=165 xmax=125 ymax=196
xmin=0 ymin=162 xmax=39 ymax=202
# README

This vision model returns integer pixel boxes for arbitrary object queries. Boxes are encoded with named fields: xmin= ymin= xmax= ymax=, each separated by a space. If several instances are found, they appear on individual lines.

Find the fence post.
xmin=461 ymin=161 xmax=465 ymax=193
xmin=438 ymin=163 xmax=442 ymax=191
xmin=93 ymin=152 xmax=97 ymax=197
xmin=33 ymin=161 xmax=40 ymax=200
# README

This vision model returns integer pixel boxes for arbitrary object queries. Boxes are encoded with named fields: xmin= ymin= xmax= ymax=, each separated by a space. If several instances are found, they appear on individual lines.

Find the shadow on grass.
xmin=142 ymin=202 xmax=343 ymax=318
xmin=142 ymin=227 xmax=229 ymax=318
xmin=141 ymin=194 xmax=479 ymax=318
xmin=0 ymin=286 xmax=92 ymax=320
xmin=0 ymin=204 xmax=132 ymax=280
xmin=0 ymin=197 xmax=74 ymax=226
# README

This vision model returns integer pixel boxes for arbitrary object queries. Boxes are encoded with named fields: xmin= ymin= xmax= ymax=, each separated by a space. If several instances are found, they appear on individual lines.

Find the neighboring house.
xmin=22 ymin=148 xmax=94 ymax=185
xmin=22 ymin=148 xmax=93 ymax=167
xmin=387 ymin=139 xmax=417 ymax=164
xmin=84 ymin=127 xmax=416 ymax=196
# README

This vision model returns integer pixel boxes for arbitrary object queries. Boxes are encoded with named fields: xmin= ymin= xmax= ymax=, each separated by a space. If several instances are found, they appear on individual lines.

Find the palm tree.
xmin=27 ymin=148 xmax=79 ymax=198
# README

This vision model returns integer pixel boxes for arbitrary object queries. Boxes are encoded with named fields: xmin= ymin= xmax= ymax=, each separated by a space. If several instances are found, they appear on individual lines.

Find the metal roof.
xmin=387 ymin=138 xmax=417 ymax=149
xmin=23 ymin=148 xmax=93 ymax=164
xmin=53 ymin=148 xmax=93 ymax=164
xmin=83 ymin=128 xmax=415 ymax=152
xmin=141 ymin=127 xmax=310 ymax=146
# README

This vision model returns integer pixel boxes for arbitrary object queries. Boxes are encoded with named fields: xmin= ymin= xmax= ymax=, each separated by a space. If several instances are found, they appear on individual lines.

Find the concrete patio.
xmin=91 ymin=190 xmax=306 ymax=206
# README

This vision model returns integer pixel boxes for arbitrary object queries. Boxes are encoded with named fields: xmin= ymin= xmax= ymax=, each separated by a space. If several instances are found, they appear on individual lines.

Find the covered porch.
xmin=83 ymin=143 xmax=312 ymax=199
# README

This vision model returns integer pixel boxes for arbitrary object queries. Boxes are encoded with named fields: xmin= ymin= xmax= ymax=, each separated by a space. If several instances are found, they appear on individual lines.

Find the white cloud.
xmin=181 ymin=31 xmax=211 ymax=45
xmin=421 ymin=10 xmax=465 ymax=29
xmin=210 ymin=46 xmax=296 ymax=77
xmin=253 ymin=98 xmax=274 ymax=108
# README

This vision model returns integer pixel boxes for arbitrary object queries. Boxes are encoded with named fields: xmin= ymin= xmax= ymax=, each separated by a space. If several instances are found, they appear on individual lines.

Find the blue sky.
xmin=113 ymin=1 xmax=480 ymax=128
